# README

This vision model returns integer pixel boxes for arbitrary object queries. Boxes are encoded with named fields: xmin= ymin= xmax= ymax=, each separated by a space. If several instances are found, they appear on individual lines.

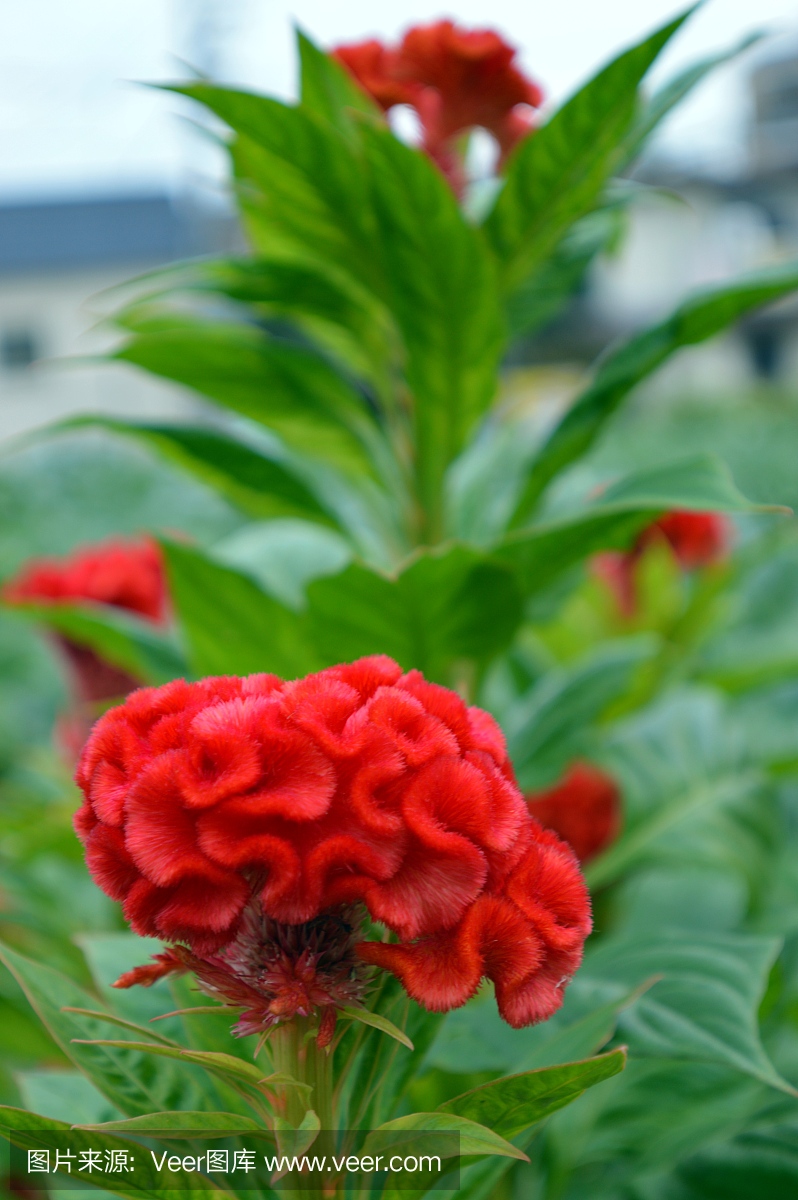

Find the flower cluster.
xmin=3 ymin=536 xmax=168 ymax=624
xmin=526 ymin=762 xmax=621 ymax=864
xmin=334 ymin=20 xmax=543 ymax=191
xmin=594 ymin=510 xmax=730 ymax=617
xmin=75 ymin=656 xmax=591 ymax=1029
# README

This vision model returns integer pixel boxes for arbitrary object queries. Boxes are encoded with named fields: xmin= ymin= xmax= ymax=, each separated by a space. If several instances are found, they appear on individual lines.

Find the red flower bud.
xmin=525 ymin=762 xmax=621 ymax=864
xmin=74 ymin=657 xmax=591 ymax=1029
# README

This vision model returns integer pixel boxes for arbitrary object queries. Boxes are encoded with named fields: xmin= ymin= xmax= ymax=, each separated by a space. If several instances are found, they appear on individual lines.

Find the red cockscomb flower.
xmin=526 ymin=762 xmax=621 ymax=864
xmin=74 ymin=657 xmax=591 ymax=1032
xmin=3 ymin=536 xmax=168 ymax=623
xmin=594 ymin=510 xmax=730 ymax=617
xmin=3 ymin=537 xmax=169 ymax=756
xmin=333 ymin=20 xmax=543 ymax=191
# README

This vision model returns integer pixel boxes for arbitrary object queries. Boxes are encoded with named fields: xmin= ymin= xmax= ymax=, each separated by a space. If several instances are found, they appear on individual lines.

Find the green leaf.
xmin=4 ymin=600 xmax=186 ymax=686
xmin=672 ymin=1121 xmax=798 ymax=1199
xmin=172 ymin=84 xmax=375 ymax=290
xmin=297 ymin=28 xmax=380 ymax=131
xmin=364 ymin=1112 xmax=528 ymax=1161
xmin=505 ymin=202 xmax=628 ymax=340
xmin=437 ymin=1050 xmax=626 ymax=1140
xmin=485 ymin=9 xmax=692 ymax=290
xmin=338 ymin=1006 xmax=414 ymax=1051
xmin=586 ymin=689 xmax=766 ymax=889
xmin=513 ymin=265 xmax=798 ymax=521
xmin=582 ymin=931 xmax=795 ymax=1095
xmin=79 ymin=1111 xmax=264 ymax=1134
xmin=0 ymin=1105 xmax=228 ymax=1200
xmin=306 ymin=544 xmax=523 ymax=681
xmin=17 ymin=1070 xmax=121 ymax=1126
xmin=60 ymin=418 xmax=341 ymax=527
xmin=163 ymin=539 xmax=316 ymax=679
xmin=71 ymin=1040 xmax=266 ymax=1089
xmin=506 ymin=639 xmax=655 ymax=788
xmin=212 ymin=519 xmax=352 ymax=610
xmin=0 ymin=941 xmax=210 ymax=1117
xmin=356 ymin=123 xmax=504 ymax=530
xmin=115 ymin=321 xmax=387 ymax=482
xmin=620 ymin=31 xmax=766 ymax=167
xmin=498 ymin=455 xmax=761 ymax=596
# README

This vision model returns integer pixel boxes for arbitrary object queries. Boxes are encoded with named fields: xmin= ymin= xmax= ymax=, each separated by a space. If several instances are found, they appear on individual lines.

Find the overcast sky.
xmin=1 ymin=0 xmax=797 ymax=201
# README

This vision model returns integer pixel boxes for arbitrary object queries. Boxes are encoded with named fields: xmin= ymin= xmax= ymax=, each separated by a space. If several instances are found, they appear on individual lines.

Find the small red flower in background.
xmin=333 ymin=20 xmax=543 ymax=191
xmin=3 ymin=537 xmax=169 ymax=756
xmin=75 ymin=656 xmax=591 ymax=1032
xmin=594 ymin=510 xmax=730 ymax=617
xmin=526 ymin=762 xmax=621 ymax=864
xmin=3 ymin=536 xmax=168 ymax=624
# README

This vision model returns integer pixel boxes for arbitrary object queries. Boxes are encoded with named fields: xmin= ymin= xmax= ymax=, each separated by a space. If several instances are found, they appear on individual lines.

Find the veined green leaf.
xmin=172 ymin=84 xmax=377 ymax=289
xmin=0 ymin=942 xmax=210 ymax=1117
xmin=162 ymin=539 xmax=317 ymax=679
xmin=671 ymin=1120 xmax=798 ymax=1198
xmin=485 ymin=9 xmax=692 ymax=290
xmin=114 ymin=320 xmax=388 ymax=482
xmin=78 ymin=1111 xmax=264 ymax=1134
xmin=0 ymin=1106 xmax=230 ymax=1200
xmin=506 ymin=639 xmax=656 ymax=788
xmin=364 ymin=1112 xmax=528 ymax=1161
xmin=512 ymin=265 xmax=798 ymax=522
xmin=338 ymin=1006 xmax=414 ymax=1051
xmin=438 ymin=1049 xmax=627 ymax=1139
xmin=582 ymin=931 xmax=795 ymax=1095
xmin=356 ymin=122 xmax=505 ymax=530
xmin=70 ymin=1041 xmax=265 ymax=1088
xmin=58 ymin=417 xmax=341 ymax=527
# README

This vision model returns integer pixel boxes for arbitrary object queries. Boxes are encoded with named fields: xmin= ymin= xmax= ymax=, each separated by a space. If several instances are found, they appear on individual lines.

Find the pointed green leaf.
xmin=0 ymin=942 xmax=209 ymax=1117
xmin=70 ymin=1041 xmax=265 ymax=1088
xmin=582 ymin=931 xmax=796 ymax=1095
xmin=497 ymin=455 xmax=763 ymax=596
xmin=297 ymin=28 xmax=380 ymax=130
xmin=58 ymin=418 xmax=341 ymax=527
xmin=0 ymin=1105 xmax=229 ymax=1200
xmin=513 ymin=265 xmax=798 ymax=521
xmin=485 ymin=9 xmax=692 ymax=290
xmin=364 ymin=1112 xmax=529 ymax=1161
xmin=338 ymin=1006 xmax=414 ymax=1051
xmin=437 ymin=1050 xmax=627 ymax=1139
xmin=620 ymin=31 xmax=765 ymax=167
xmin=78 ymin=1111 xmax=264 ymax=1134
xmin=115 ymin=321 xmax=386 ymax=481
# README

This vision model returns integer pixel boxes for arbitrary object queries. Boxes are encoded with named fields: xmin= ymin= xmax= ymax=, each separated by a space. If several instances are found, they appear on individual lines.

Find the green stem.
xmin=267 ymin=1018 xmax=336 ymax=1200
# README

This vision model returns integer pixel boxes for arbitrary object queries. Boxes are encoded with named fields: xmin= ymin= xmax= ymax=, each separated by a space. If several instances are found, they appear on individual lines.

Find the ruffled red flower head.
xmin=594 ymin=510 xmax=730 ymax=617
xmin=74 ymin=657 xmax=591 ymax=1029
xmin=3 ymin=536 xmax=168 ymax=624
xmin=333 ymin=20 xmax=543 ymax=190
xmin=526 ymin=762 xmax=621 ymax=864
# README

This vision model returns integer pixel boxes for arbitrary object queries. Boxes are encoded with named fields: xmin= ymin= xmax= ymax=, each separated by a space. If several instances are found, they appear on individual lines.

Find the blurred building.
xmin=0 ymin=191 xmax=239 ymax=440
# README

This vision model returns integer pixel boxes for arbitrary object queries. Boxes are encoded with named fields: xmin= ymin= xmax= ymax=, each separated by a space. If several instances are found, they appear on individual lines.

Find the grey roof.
xmin=0 ymin=192 xmax=238 ymax=274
